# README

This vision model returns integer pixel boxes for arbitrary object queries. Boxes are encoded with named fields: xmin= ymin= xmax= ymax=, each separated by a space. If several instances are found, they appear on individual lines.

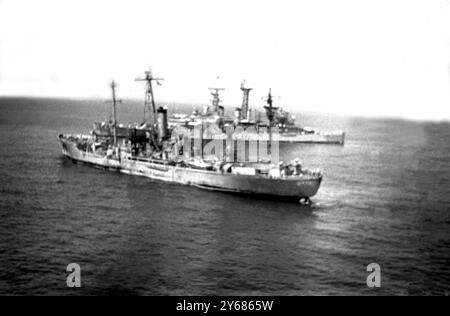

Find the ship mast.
xmin=264 ymin=89 xmax=278 ymax=155
xmin=240 ymin=80 xmax=253 ymax=121
xmin=108 ymin=81 xmax=121 ymax=147
xmin=135 ymin=69 xmax=164 ymax=127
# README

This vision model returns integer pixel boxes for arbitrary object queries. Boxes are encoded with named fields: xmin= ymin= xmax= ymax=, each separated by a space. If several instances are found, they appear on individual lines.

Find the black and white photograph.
xmin=0 ymin=0 xmax=449 ymax=299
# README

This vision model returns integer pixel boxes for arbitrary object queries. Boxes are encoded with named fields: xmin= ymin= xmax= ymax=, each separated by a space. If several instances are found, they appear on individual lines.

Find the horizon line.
xmin=0 ymin=94 xmax=449 ymax=124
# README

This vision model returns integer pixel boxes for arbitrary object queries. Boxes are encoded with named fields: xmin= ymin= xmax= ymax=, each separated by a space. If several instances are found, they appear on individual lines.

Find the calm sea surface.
xmin=0 ymin=98 xmax=449 ymax=295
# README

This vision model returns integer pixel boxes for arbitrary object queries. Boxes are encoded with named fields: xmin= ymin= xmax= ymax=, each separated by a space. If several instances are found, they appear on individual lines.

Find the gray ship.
xmin=166 ymin=81 xmax=345 ymax=145
xmin=59 ymin=70 xmax=323 ymax=204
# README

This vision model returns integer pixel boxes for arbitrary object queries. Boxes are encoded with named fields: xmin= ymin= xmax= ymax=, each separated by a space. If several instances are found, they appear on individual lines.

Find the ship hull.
xmin=198 ymin=133 xmax=345 ymax=145
xmin=59 ymin=136 xmax=322 ymax=201
xmin=95 ymin=121 xmax=345 ymax=145
xmin=279 ymin=132 xmax=345 ymax=145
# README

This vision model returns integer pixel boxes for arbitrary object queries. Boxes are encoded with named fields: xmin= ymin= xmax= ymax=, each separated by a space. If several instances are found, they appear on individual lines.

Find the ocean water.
xmin=0 ymin=97 xmax=449 ymax=295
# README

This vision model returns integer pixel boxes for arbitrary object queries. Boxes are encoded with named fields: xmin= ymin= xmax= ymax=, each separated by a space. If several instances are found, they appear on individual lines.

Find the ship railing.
xmin=124 ymin=155 xmax=170 ymax=166
xmin=64 ymin=134 xmax=94 ymax=141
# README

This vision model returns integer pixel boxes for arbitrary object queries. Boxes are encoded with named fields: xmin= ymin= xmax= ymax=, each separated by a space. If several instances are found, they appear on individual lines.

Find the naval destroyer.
xmin=59 ymin=70 xmax=323 ymax=203
xmin=166 ymin=81 xmax=345 ymax=145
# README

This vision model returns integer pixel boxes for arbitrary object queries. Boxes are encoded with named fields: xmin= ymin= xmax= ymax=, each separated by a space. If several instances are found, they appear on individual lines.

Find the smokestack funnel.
xmin=157 ymin=106 xmax=168 ymax=140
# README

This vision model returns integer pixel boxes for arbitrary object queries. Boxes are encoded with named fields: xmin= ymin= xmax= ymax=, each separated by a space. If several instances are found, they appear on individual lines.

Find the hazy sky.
xmin=1 ymin=0 xmax=449 ymax=120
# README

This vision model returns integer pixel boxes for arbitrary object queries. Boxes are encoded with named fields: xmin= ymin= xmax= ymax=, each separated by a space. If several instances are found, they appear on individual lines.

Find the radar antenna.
xmin=208 ymin=87 xmax=225 ymax=114
xmin=135 ymin=68 xmax=164 ymax=126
